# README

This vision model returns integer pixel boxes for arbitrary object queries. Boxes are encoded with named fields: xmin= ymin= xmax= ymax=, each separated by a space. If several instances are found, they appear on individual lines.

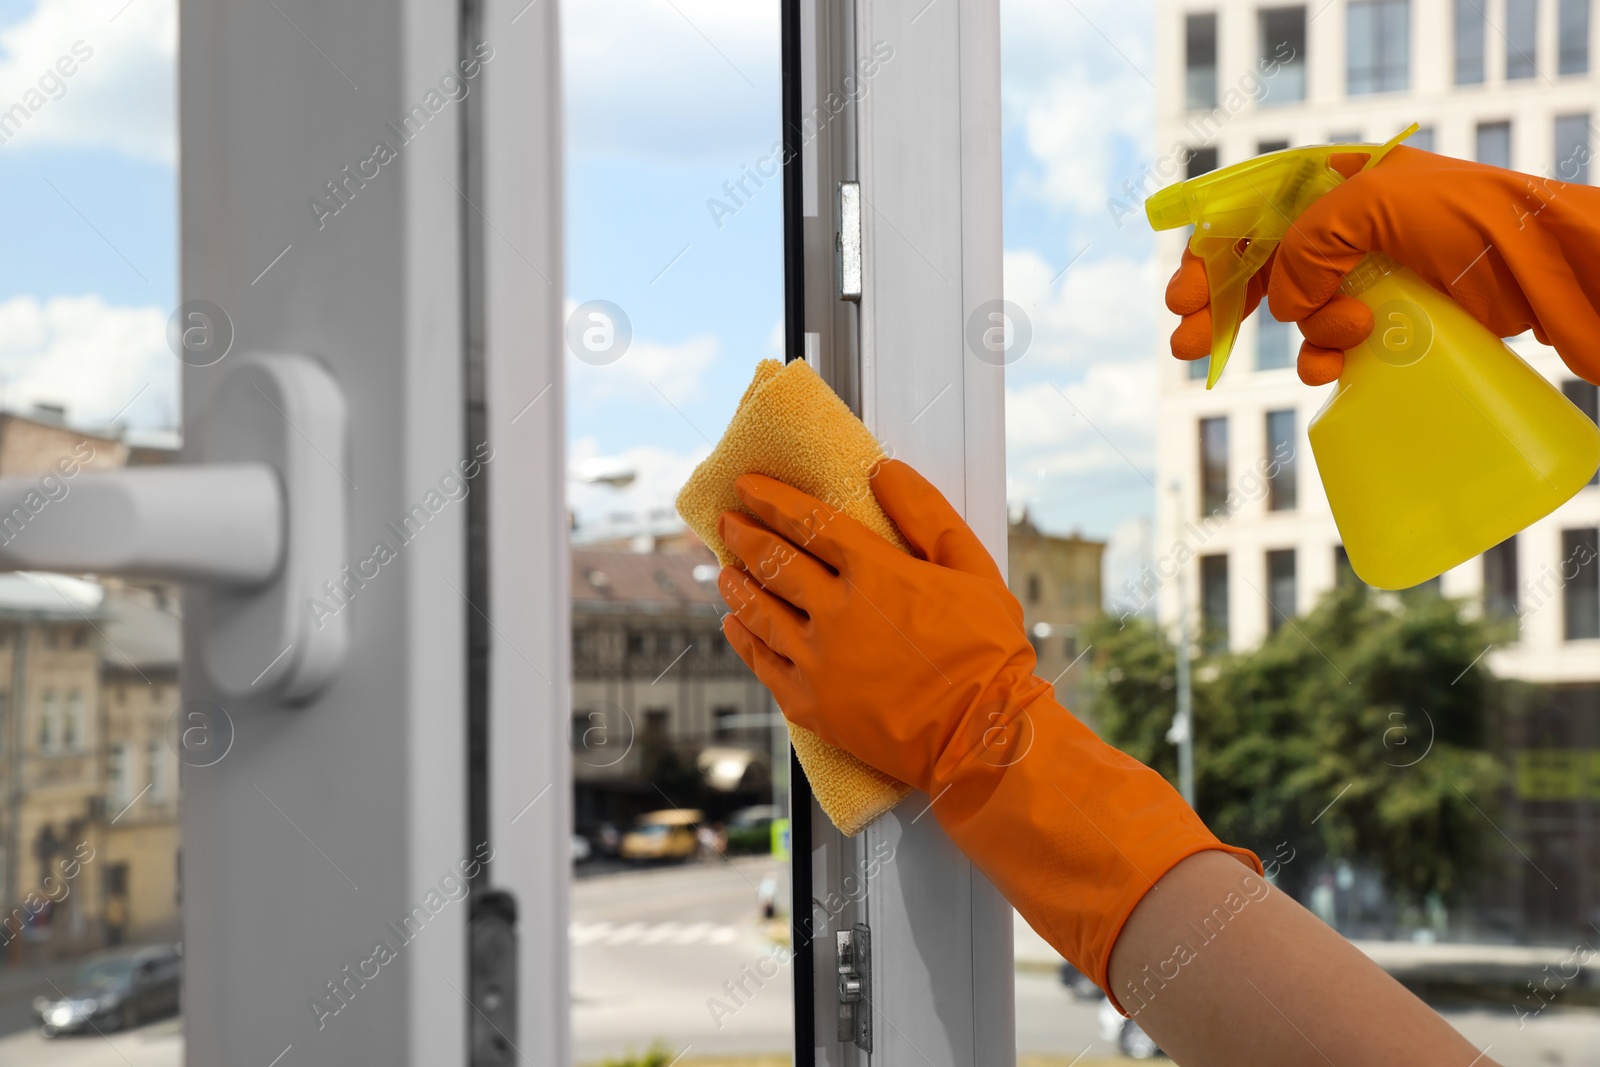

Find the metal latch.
xmin=837 ymin=181 xmax=862 ymax=301
xmin=469 ymin=890 xmax=518 ymax=1065
xmin=835 ymin=922 xmax=871 ymax=1050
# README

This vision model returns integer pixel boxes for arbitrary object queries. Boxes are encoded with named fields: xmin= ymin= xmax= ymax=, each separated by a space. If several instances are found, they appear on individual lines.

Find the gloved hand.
xmin=1166 ymin=145 xmax=1600 ymax=387
xmin=718 ymin=459 xmax=1259 ymax=999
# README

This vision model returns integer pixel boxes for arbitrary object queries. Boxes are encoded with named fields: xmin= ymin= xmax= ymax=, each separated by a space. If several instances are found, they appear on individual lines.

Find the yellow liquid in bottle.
xmin=1307 ymin=254 xmax=1600 ymax=590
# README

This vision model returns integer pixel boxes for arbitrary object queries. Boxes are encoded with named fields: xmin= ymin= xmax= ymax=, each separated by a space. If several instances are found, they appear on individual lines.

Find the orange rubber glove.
xmin=716 ymin=459 xmax=1260 ymax=999
xmin=1166 ymin=145 xmax=1600 ymax=387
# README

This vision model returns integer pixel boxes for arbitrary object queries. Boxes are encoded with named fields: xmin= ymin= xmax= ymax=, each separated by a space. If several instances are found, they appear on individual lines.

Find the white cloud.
xmin=1001 ymin=0 xmax=1155 ymax=218
xmin=563 ymin=0 xmax=777 ymax=163
xmin=1016 ymin=72 xmax=1153 ymax=217
xmin=1006 ymin=248 xmax=1164 ymax=367
xmin=0 ymin=293 xmax=175 ymax=427
xmin=567 ymin=330 xmax=720 ymax=408
xmin=0 ymin=0 xmax=176 ymax=161
xmin=1005 ymin=360 xmax=1155 ymax=471
xmin=566 ymin=436 xmax=710 ymax=529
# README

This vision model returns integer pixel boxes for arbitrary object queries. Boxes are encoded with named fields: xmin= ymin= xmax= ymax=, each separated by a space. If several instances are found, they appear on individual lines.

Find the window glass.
xmin=1267 ymin=549 xmax=1297 ymax=632
xmin=1347 ymin=0 xmax=1411 ymax=94
xmin=1562 ymin=528 xmax=1600 ymax=639
xmin=1476 ymin=121 xmax=1512 ymax=168
xmin=1200 ymin=417 xmax=1230 ymax=514
xmin=1560 ymin=0 xmax=1591 ymax=73
xmin=1200 ymin=554 xmax=1231 ymax=652
xmin=1507 ymin=0 xmax=1540 ymax=79
xmin=1454 ymin=0 xmax=1486 ymax=83
xmin=1483 ymin=537 xmax=1520 ymax=620
xmin=1562 ymin=379 xmax=1600 ymax=484
xmin=1266 ymin=409 xmax=1298 ymax=510
xmin=1186 ymin=13 xmax=1219 ymax=109
xmin=1257 ymin=313 xmax=1298 ymax=370
xmin=1259 ymin=7 xmax=1307 ymax=103
xmin=1555 ymin=114 xmax=1591 ymax=183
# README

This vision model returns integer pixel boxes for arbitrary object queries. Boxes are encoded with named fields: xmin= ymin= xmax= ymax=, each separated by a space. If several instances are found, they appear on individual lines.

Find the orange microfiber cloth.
xmin=675 ymin=358 xmax=914 ymax=835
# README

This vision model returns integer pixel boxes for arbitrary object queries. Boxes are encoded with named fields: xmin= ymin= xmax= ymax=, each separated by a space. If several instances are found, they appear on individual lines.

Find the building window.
xmin=1266 ymin=409 xmax=1298 ymax=510
xmin=625 ymin=632 xmax=645 ymax=656
xmin=1267 ymin=549 xmax=1297 ymax=633
xmin=1259 ymin=7 xmax=1307 ymax=103
xmin=1562 ymin=379 xmax=1599 ymax=485
xmin=1063 ymin=634 xmax=1078 ymax=662
xmin=1200 ymin=554 xmax=1230 ymax=652
xmin=147 ymin=740 xmax=165 ymax=803
xmin=1347 ymin=0 xmax=1410 ymax=94
xmin=1408 ymin=125 xmax=1436 ymax=152
xmin=1026 ymin=574 xmax=1042 ymax=604
xmin=1185 ymin=12 xmax=1219 ymax=110
xmin=1188 ymin=354 xmax=1212 ymax=381
xmin=1560 ymin=0 xmax=1591 ymax=74
xmin=1454 ymin=0 xmax=1485 ymax=84
xmin=1407 ymin=575 xmax=1443 ymax=598
xmin=1257 ymin=139 xmax=1290 ymax=154
xmin=63 ymin=691 xmax=82 ymax=752
xmin=713 ymin=706 xmax=739 ymax=741
xmin=1476 ymin=121 xmax=1512 ymax=168
xmin=1186 ymin=146 xmax=1219 ymax=178
xmin=1563 ymin=528 xmax=1600 ymax=639
xmin=1200 ymin=417 xmax=1230 ymax=515
xmin=1483 ymin=537 xmax=1519 ymax=619
xmin=1334 ymin=544 xmax=1366 ymax=589
xmin=37 ymin=689 xmax=55 ymax=752
xmin=1507 ymin=0 xmax=1539 ymax=79
xmin=1257 ymin=313 xmax=1297 ymax=370
xmin=1555 ymin=114 xmax=1591 ymax=183
xmin=643 ymin=708 xmax=670 ymax=738
xmin=109 ymin=743 xmax=131 ymax=810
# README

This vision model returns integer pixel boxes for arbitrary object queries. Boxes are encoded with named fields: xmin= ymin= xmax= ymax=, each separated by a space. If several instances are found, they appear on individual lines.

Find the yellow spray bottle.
xmin=1145 ymin=125 xmax=1600 ymax=590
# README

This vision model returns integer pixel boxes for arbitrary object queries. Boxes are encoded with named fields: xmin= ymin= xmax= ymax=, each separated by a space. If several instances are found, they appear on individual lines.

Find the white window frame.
xmin=176 ymin=0 xmax=567 ymax=1061
xmin=789 ymin=0 xmax=1014 ymax=1061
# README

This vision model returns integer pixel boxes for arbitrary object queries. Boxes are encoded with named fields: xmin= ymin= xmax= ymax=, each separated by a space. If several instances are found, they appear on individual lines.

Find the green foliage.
xmin=599 ymin=1043 xmax=674 ymax=1067
xmin=725 ymin=825 xmax=772 ymax=855
xmin=1087 ymin=583 xmax=1510 ymax=904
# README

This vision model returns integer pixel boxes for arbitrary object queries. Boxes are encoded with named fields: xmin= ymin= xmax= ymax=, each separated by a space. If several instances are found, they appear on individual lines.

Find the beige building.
xmin=570 ymin=540 xmax=780 ymax=833
xmin=0 ymin=408 xmax=183 ymax=958
xmin=1007 ymin=515 xmax=1106 ymax=716
xmin=98 ymin=585 xmax=183 ymax=943
xmin=0 ymin=574 xmax=107 ymax=958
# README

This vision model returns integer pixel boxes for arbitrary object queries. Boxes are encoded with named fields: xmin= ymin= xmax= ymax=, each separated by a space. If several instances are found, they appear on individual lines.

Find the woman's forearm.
xmin=1108 ymin=850 xmax=1497 ymax=1067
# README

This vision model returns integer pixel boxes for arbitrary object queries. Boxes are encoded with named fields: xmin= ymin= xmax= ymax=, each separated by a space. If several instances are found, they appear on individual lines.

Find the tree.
xmin=1086 ymin=584 xmax=1509 ymax=906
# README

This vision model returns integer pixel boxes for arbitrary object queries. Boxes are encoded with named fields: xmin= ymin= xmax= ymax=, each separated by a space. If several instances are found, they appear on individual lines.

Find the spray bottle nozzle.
xmin=1144 ymin=184 xmax=1194 ymax=231
xmin=1144 ymin=123 xmax=1419 ymax=389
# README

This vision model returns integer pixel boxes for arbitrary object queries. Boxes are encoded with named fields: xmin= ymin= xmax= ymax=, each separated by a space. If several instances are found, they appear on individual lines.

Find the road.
xmin=0 ymin=858 xmax=1596 ymax=1065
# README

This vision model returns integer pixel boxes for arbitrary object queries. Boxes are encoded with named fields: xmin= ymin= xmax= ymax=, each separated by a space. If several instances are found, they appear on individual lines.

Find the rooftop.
xmin=572 ymin=543 xmax=727 ymax=615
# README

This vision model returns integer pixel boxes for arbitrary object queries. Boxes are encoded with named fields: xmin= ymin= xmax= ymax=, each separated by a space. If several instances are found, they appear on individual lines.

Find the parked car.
xmin=725 ymin=804 xmax=779 ymax=855
xmin=35 ymin=944 xmax=182 ymax=1036
xmin=1098 ymin=995 xmax=1163 ymax=1059
xmin=1057 ymin=960 xmax=1101 ymax=1000
xmin=619 ymin=809 xmax=703 ymax=862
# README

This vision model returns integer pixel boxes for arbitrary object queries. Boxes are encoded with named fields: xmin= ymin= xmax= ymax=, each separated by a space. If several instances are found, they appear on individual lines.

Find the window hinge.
xmin=836 ymin=922 xmax=872 ymax=1051
xmin=837 ymin=181 xmax=862 ymax=302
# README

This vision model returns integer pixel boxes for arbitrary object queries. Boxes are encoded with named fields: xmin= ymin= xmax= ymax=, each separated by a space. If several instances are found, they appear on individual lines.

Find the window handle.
xmin=0 ymin=353 xmax=347 ymax=703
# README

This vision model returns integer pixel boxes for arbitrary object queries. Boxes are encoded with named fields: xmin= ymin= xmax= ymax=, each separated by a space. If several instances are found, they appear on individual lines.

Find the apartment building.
xmin=1007 ymin=513 xmax=1105 ymax=716
xmin=1154 ymin=0 xmax=1600 ymax=933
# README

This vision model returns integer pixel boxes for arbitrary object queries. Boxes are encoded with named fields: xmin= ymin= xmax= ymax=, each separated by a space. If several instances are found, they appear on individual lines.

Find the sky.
xmin=0 ymin=0 xmax=1166 ymax=598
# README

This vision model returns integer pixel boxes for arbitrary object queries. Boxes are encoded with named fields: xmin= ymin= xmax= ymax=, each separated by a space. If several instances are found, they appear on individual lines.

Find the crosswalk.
xmin=569 ymin=920 xmax=741 ymax=947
